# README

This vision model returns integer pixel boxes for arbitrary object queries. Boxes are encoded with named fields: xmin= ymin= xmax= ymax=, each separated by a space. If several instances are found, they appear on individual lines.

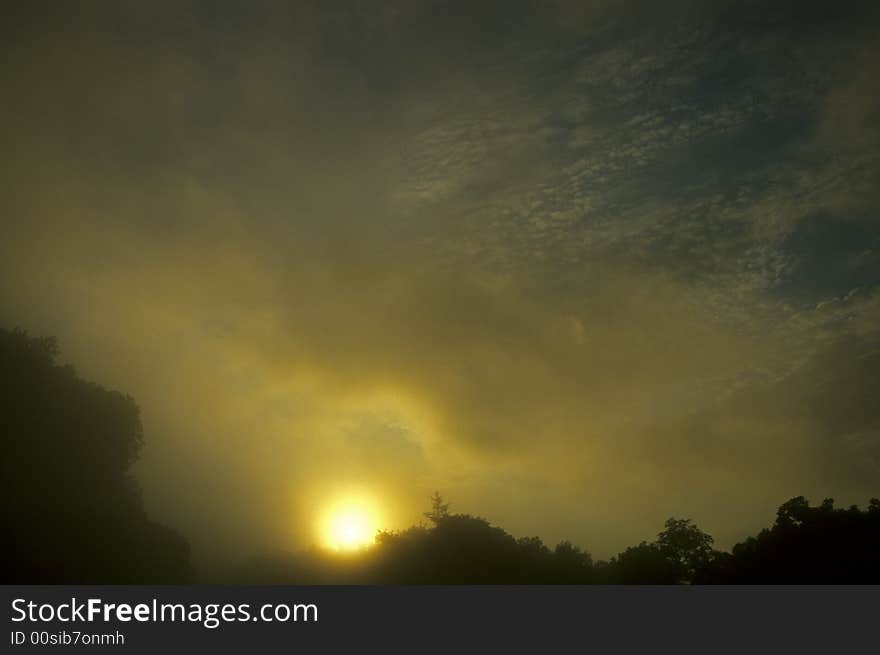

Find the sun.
xmin=320 ymin=497 xmax=381 ymax=551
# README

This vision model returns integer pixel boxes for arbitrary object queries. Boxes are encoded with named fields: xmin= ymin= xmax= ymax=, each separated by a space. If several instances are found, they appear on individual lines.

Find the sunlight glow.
xmin=320 ymin=496 xmax=382 ymax=551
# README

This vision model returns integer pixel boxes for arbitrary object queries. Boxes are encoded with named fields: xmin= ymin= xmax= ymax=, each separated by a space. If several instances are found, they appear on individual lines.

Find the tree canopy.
xmin=1 ymin=327 xmax=193 ymax=583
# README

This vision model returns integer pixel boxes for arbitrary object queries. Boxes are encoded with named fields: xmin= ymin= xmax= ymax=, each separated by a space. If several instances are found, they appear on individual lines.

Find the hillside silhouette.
xmin=2 ymin=326 xmax=878 ymax=584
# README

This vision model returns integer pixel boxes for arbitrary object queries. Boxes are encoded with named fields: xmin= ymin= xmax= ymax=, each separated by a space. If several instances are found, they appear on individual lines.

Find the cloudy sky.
xmin=2 ymin=0 xmax=879 ymax=568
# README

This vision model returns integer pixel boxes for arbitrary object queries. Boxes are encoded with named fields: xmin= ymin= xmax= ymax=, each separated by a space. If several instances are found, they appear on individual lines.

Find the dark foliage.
xmin=238 ymin=504 xmax=595 ymax=584
xmin=1 ymin=327 xmax=193 ymax=583
xmin=697 ymin=496 xmax=880 ymax=583
xmin=240 ymin=494 xmax=880 ymax=585
xmin=371 ymin=513 xmax=594 ymax=584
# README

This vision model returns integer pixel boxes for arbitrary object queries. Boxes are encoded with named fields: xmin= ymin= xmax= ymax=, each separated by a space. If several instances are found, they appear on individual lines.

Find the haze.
xmin=2 ymin=1 xmax=879 ymax=572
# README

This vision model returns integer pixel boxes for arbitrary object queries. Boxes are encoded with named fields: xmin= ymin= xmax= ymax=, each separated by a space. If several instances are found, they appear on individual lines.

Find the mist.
xmin=2 ymin=1 xmax=879 ymax=573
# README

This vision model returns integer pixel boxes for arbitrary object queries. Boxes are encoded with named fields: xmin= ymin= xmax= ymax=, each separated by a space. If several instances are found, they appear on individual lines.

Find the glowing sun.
xmin=320 ymin=497 xmax=381 ymax=551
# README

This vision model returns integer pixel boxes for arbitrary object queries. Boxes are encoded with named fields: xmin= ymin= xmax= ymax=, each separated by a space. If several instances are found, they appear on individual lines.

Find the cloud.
xmin=1 ymin=1 xmax=879 ymax=565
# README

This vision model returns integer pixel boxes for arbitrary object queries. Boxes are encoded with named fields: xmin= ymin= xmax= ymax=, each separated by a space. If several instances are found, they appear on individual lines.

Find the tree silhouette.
xmin=1 ymin=327 xmax=193 ymax=583
xmin=238 ymin=494 xmax=598 ymax=584
xmin=551 ymin=540 xmax=594 ymax=583
xmin=605 ymin=542 xmax=680 ymax=584
xmin=424 ymin=491 xmax=451 ymax=525
xmin=699 ymin=496 xmax=880 ymax=583
xmin=235 ymin=492 xmax=880 ymax=585
xmin=657 ymin=518 xmax=715 ymax=583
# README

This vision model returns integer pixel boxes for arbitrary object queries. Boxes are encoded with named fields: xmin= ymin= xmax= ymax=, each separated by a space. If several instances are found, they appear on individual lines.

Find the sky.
xmin=2 ymin=0 xmax=879 ymax=569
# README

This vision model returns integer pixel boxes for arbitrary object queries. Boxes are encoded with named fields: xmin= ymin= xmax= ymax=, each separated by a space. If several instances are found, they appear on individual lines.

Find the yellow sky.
xmin=2 ymin=2 xmax=879 ymax=570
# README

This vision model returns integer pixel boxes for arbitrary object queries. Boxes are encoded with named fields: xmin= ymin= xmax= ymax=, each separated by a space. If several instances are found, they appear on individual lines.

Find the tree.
xmin=656 ymin=518 xmax=715 ymax=583
xmin=424 ymin=491 xmax=450 ymax=525
xmin=711 ymin=496 xmax=880 ymax=583
xmin=552 ymin=540 xmax=594 ymax=583
xmin=1 ymin=327 xmax=193 ymax=583
xmin=775 ymin=496 xmax=811 ymax=528
xmin=610 ymin=542 xmax=680 ymax=584
xmin=237 ymin=494 xmax=880 ymax=584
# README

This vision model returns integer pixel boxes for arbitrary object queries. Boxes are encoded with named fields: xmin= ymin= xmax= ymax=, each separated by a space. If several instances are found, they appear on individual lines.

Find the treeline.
xmin=2 ymin=326 xmax=878 ymax=584
xmin=239 ymin=492 xmax=880 ymax=584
